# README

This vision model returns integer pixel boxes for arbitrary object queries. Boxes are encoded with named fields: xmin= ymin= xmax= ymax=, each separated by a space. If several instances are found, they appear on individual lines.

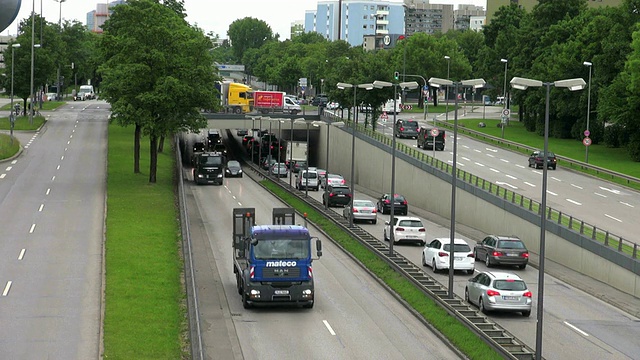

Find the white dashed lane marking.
xmin=605 ymin=214 xmax=622 ymax=223
xmin=571 ymin=184 xmax=583 ymax=189
xmin=566 ymin=199 xmax=582 ymax=206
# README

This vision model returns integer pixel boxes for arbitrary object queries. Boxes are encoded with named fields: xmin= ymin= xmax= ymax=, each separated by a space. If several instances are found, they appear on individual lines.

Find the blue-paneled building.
xmin=305 ymin=0 xmax=405 ymax=48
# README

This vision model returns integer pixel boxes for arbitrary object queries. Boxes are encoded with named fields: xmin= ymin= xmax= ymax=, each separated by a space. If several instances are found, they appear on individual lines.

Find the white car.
xmin=326 ymin=101 xmax=340 ymax=110
xmin=383 ymin=216 xmax=426 ymax=245
xmin=321 ymin=173 xmax=345 ymax=188
xmin=422 ymin=238 xmax=475 ymax=274
xmin=343 ymin=199 xmax=377 ymax=224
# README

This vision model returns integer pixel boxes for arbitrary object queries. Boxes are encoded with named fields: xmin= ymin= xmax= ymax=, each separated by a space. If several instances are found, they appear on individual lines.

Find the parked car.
xmin=395 ymin=119 xmax=420 ymax=139
xmin=326 ymin=101 xmax=340 ymax=110
xmin=295 ymin=169 xmax=319 ymax=191
xmin=343 ymin=199 xmax=377 ymax=224
xmin=377 ymin=193 xmax=408 ymax=215
xmin=321 ymin=173 xmax=346 ymax=188
xmin=224 ymin=160 xmax=243 ymax=178
xmin=322 ymin=184 xmax=352 ymax=207
xmin=270 ymin=162 xmax=289 ymax=178
xmin=422 ymin=238 xmax=475 ymax=274
xmin=465 ymin=271 xmax=532 ymax=317
xmin=383 ymin=216 xmax=426 ymax=245
xmin=528 ymin=150 xmax=557 ymax=170
xmin=474 ymin=235 xmax=529 ymax=269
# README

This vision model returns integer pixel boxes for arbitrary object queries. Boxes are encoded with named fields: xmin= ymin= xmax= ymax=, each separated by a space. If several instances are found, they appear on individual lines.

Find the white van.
xmin=295 ymin=169 xmax=319 ymax=191
xmin=78 ymin=85 xmax=95 ymax=100
xmin=382 ymin=97 xmax=402 ymax=114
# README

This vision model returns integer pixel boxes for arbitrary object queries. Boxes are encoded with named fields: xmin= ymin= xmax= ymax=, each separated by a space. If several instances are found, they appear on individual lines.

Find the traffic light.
xmin=394 ymin=71 xmax=399 ymax=80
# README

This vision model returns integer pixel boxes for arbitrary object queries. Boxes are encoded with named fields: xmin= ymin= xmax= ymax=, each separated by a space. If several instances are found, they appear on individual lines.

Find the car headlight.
xmin=197 ymin=174 xmax=204 ymax=178
xmin=217 ymin=174 xmax=222 ymax=178
xmin=225 ymin=169 xmax=230 ymax=173
xmin=238 ymin=169 xmax=242 ymax=173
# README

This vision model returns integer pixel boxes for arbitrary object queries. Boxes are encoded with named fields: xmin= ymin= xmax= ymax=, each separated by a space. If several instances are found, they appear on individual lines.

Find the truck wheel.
xmin=236 ymin=274 xmax=242 ymax=295
xmin=242 ymin=289 xmax=252 ymax=309
xmin=234 ymin=107 xmax=242 ymax=114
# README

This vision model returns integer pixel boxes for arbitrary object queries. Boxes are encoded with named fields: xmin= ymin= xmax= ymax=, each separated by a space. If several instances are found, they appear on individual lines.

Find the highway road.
xmin=234 ymin=132 xmax=640 ymax=360
xmin=0 ymin=100 xmax=107 ymax=358
xmin=183 ymin=162 xmax=463 ymax=359
xmin=369 ymin=106 xmax=640 ymax=244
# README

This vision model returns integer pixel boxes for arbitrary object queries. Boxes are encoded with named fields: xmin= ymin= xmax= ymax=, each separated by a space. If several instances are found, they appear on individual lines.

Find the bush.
xmin=603 ymin=123 xmax=626 ymax=148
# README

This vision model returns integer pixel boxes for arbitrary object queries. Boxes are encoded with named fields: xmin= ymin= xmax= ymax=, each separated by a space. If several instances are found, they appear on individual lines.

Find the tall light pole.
xmin=373 ymin=80 xmax=419 ymax=256
xmin=510 ymin=76 xmax=586 ymax=360
xmin=294 ymin=118 xmax=315 ymax=198
xmin=55 ymin=0 xmax=66 ymax=101
xmin=29 ymin=0 xmax=36 ymax=125
xmin=444 ymin=55 xmax=450 ymax=121
xmin=584 ymin=61 xmax=592 ymax=163
xmin=429 ymin=77 xmax=485 ymax=299
xmin=313 ymin=120 xmax=344 ymax=210
xmin=337 ymin=82 xmax=374 ymax=227
xmin=10 ymin=43 xmax=21 ymax=141
xmin=500 ymin=58 xmax=508 ymax=139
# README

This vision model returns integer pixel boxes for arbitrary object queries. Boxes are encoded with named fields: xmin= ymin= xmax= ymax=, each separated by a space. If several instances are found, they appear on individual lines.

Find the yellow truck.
xmin=217 ymin=81 xmax=253 ymax=114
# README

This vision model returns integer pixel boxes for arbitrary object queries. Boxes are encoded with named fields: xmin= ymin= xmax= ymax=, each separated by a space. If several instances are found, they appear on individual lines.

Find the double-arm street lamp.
xmin=428 ymin=77 xmax=486 ymax=299
xmin=583 ymin=61 xmax=593 ymax=163
xmin=510 ymin=76 xmax=586 ymax=360
xmin=336 ymin=82 xmax=374 ymax=227
xmin=372 ymin=80 xmax=420 ymax=255
xmin=444 ymin=55 xmax=451 ymax=121
xmin=500 ymin=58 xmax=508 ymax=138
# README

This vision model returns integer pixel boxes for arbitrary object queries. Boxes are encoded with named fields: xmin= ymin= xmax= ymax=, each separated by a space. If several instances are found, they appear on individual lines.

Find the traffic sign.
xmin=584 ymin=130 xmax=590 ymax=137
xmin=423 ymin=85 xmax=429 ymax=91
xmin=430 ymin=128 xmax=439 ymax=137
xmin=402 ymin=104 xmax=413 ymax=110
xmin=583 ymin=137 xmax=592 ymax=146
xmin=381 ymin=112 xmax=388 ymax=120
xmin=502 ymin=108 xmax=510 ymax=117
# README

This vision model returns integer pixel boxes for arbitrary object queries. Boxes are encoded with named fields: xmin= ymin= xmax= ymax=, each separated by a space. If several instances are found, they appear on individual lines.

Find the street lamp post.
xmin=10 ymin=43 xmax=21 ymax=142
xmin=29 ymin=0 xmax=36 ymax=125
xmin=501 ymin=58 xmax=508 ymax=139
xmin=313 ymin=120 xmax=344 ymax=210
xmin=294 ymin=118 xmax=315 ymax=198
xmin=584 ymin=61 xmax=592 ymax=163
xmin=55 ymin=0 xmax=66 ymax=101
xmin=510 ymin=76 xmax=586 ymax=360
xmin=429 ymin=77 xmax=486 ymax=299
xmin=444 ymin=55 xmax=450 ymax=122
xmin=337 ymin=82 xmax=374 ymax=227
xmin=373 ymin=80 xmax=419 ymax=256
xmin=402 ymin=74 xmax=428 ymax=121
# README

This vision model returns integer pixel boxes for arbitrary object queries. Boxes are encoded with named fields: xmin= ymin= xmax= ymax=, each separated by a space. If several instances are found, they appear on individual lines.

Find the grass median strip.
xmin=104 ymin=124 xmax=187 ymax=359
xmin=262 ymin=180 xmax=503 ymax=360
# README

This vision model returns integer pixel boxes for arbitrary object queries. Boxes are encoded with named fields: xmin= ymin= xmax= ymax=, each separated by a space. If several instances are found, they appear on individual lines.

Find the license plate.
xmin=455 ymin=257 xmax=464 ymax=261
xmin=507 ymin=253 xmax=519 ymax=257
xmin=275 ymin=290 xmax=289 ymax=295
xmin=337 ymin=194 xmax=345 ymax=197
xmin=503 ymin=296 xmax=518 ymax=300
xmin=361 ymin=210 xmax=371 ymax=214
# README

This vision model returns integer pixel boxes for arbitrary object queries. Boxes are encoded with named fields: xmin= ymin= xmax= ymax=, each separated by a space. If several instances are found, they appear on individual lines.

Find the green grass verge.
xmin=104 ymin=124 xmax=187 ymax=359
xmin=0 ymin=101 xmax=65 ymax=111
xmin=0 ymin=115 xmax=46 ymax=131
xmin=261 ymin=180 xmax=503 ymax=360
xmin=0 ymin=133 xmax=21 ymax=160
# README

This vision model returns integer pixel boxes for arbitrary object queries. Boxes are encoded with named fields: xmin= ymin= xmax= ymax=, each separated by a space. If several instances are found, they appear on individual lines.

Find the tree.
xmin=227 ymin=17 xmax=273 ymax=62
xmin=99 ymin=0 xmax=216 ymax=182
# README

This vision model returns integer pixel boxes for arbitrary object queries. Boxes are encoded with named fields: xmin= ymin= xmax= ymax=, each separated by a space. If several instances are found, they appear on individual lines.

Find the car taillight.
xmin=492 ymin=251 xmax=504 ymax=257
xmin=418 ymin=228 xmax=425 ymax=232
xmin=352 ymin=208 xmax=358 ymax=213
xmin=486 ymin=289 xmax=500 ymax=297
xmin=395 ymin=227 xmax=405 ymax=232
xmin=384 ymin=199 xmax=390 ymax=204
xmin=436 ymin=252 xmax=448 ymax=257
xmin=329 ymin=193 xmax=334 ymax=197
xmin=400 ymin=127 xmax=405 ymax=131
xmin=522 ymin=252 xmax=529 ymax=258
xmin=402 ymin=200 xmax=408 ymax=205
xmin=372 ymin=208 xmax=377 ymax=213
xmin=347 ymin=193 xmax=352 ymax=197
xmin=523 ymin=291 xmax=532 ymax=298
xmin=341 ymin=179 xmax=345 ymax=184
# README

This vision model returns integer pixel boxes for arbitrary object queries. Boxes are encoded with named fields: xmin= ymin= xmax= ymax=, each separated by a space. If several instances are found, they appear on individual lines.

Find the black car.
xmin=224 ymin=160 xmax=243 ymax=178
xmin=377 ymin=194 xmax=408 ymax=215
xmin=474 ymin=235 xmax=529 ymax=269
xmin=395 ymin=119 xmax=420 ymax=139
xmin=322 ymin=185 xmax=352 ymax=207
xmin=417 ymin=126 xmax=446 ymax=151
xmin=311 ymin=94 xmax=329 ymax=106
xmin=528 ymin=150 xmax=557 ymax=170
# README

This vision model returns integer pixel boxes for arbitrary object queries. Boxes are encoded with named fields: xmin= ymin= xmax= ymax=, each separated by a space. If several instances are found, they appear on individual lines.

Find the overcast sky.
xmin=5 ymin=0 xmax=486 ymax=39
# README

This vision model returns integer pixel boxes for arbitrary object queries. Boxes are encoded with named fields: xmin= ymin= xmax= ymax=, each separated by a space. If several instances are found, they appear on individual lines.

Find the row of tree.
xmin=213 ymin=0 xmax=640 ymax=161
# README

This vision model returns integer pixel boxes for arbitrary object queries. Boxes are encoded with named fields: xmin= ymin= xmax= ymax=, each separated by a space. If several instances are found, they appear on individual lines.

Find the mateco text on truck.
xmin=233 ymin=208 xmax=322 ymax=308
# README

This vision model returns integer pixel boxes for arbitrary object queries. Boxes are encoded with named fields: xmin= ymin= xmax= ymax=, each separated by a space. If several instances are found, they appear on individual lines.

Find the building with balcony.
xmin=453 ymin=4 xmax=485 ymax=31
xmin=403 ymin=0 xmax=453 ymax=36
xmin=304 ymin=0 xmax=405 ymax=48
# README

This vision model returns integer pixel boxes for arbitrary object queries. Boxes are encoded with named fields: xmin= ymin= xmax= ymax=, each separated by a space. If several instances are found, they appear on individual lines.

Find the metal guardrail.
xmin=238 ymin=150 xmax=537 ymax=360
xmin=321 ymin=112 xmax=639 ymax=260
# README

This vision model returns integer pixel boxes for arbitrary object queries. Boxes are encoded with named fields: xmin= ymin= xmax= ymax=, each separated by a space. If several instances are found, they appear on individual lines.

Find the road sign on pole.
xmin=583 ymin=137 xmax=592 ymax=146
xmin=502 ymin=108 xmax=510 ymax=117
xmin=430 ymin=128 xmax=439 ymax=137
xmin=584 ymin=130 xmax=590 ymax=137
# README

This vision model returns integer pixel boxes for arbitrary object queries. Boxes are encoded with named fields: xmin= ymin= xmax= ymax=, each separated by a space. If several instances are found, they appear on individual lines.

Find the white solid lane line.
xmin=564 ymin=321 xmax=589 ymax=337
xmin=2 ymin=281 xmax=12 ymax=296
xmin=599 ymin=186 xmax=621 ymax=195
xmin=605 ymin=214 xmax=622 ymax=223
xmin=323 ymin=320 xmax=336 ymax=336
xmin=566 ymin=199 xmax=582 ymax=206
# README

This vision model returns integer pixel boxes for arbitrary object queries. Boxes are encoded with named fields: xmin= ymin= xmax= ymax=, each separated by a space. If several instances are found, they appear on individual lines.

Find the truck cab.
xmin=192 ymin=152 xmax=224 ymax=185
xmin=233 ymin=208 xmax=322 ymax=308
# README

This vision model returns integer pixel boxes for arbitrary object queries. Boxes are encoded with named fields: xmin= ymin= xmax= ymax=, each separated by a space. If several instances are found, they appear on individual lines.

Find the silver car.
xmin=270 ymin=163 xmax=289 ymax=178
xmin=321 ymin=173 xmax=345 ymax=188
xmin=342 ymin=199 xmax=377 ymax=224
xmin=465 ymin=271 xmax=532 ymax=317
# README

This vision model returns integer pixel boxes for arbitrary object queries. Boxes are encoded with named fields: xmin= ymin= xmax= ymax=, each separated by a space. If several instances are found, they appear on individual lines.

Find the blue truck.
xmin=233 ymin=208 xmax=322 ymax=309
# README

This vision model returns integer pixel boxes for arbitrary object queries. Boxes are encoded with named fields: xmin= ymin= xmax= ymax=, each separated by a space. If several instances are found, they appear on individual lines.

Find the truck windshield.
xmin=253 ymin=239 xmax=309 ymax=259
xmin=200 ymin=156 xmax=222 ymax=166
